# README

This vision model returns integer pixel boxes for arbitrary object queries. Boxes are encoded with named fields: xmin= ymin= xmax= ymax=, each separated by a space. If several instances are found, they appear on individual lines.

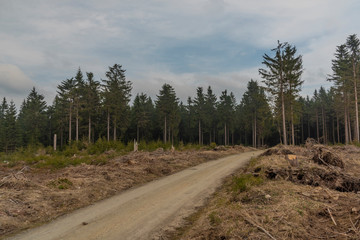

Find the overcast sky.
xmin=0 ymin=0 xmax=359 ymax=108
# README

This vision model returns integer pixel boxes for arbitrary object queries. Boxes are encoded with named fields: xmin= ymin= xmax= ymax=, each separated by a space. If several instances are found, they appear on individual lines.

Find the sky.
xmin=0 ymin=0 xmax=359 ymax=108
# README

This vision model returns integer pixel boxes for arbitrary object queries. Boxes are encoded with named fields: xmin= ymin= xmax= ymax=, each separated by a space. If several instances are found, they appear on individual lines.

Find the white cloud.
xmin=0 ymin=0 xmax=359 ymax=106
xmin=0 ymin=64 xmax=35 ymax=94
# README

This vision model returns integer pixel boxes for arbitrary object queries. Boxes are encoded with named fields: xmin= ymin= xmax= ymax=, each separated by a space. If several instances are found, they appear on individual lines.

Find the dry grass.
xmin=176 ymin=144 xmax=360 ymax=240
xmin=0 ymin=146 xmax=251 ymax=239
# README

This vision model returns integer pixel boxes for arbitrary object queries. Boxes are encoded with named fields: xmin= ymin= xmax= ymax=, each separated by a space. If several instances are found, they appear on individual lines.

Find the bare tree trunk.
xmin=353 ymin=61 xmax=359 ymax=142
xmin=60 ymin=129 xmax=63 ymax=148
xmin=107 ymin=111 xmax=110 ymax=142
xmin=76 ymin=107 xmax=79 ymax=142
xmin=316 ymin=110 xmax=319 ymax=142
xmin=254 ymin=115 xmax=257 ymax=148
xmin=69 ymin=102 xmax=72 ymax=143
xmin=345 ymin=102 xmax=349 ymax=144
xmin=281 ymin=85 xmax=287 ymax=145
xmin=322 ymin=107 xmax=326 ymax=144
xmin=88 ymin=115 xmax=91 ymax=143
xmin=164 ymin=115 xmax=167 ymax=143
xmin=224 ymin=123 xmax=227 ymax=145
xmin=301 ymin=116 xmax=304 ymax=144
xmin=113 ymin=117 xmax=117 ymax=141
xmin=332 ymin=117 xmax=335 ymax=144
xmin=198 ymin=120 xmax=201 ymax=145
xmin=137 ymin=124 xmax=139 ymax=142
xmin=336 ymin=113 xmax=340 ymax=143
xmin=348 ymin=111 xmax=352 ymax=142
xmin=291 ymin=105 xmax=295 ymax=145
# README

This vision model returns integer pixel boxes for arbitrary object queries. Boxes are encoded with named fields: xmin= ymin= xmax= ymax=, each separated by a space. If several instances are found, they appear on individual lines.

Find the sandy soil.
xmin=6 ymin=150 xmax=262 ymax=240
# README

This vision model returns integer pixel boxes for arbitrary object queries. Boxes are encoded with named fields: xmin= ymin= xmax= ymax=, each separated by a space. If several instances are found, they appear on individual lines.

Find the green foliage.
xmin=48 ymin=178 xmax=73 ymax=189
xmin=209 ymin=142 xmax=217 ymax=149
xmin=232 ymin=174 xmax=264 ymax=193
xmin=209 ymin=211 xmax=222 ymax=225
xmin=138 ymin=140 xmax=171 ymax=151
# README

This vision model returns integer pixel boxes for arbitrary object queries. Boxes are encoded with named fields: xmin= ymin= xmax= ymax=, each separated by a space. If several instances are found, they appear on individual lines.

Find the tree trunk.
xmin=348 ymin=111 xmax=352 ymax=142
xmin=332 ymin=116 xmax=335 ymax=144
xmin=345 ymin=102 xmax=349 ymax=144
xmin=224 ymin=123 xmax=227 ymax=145
xmin=198 ymin=120 xmax=201 ymax=145
xmin=76 ymin=107 xmax=79 ymax=142
xmin=60 ymin=129 xmax=63 ymax=149
xmin=322 ymin=107 xmax=326 ymax=144
xmin=107 ymin=111 xmax=110 ymax=142
xmin=137 ymin=124 xmax=139 ymax=142
xmin=164 ymin=115 xmax=167 ymax=143
xmin=69 ymin=102 xmax=72 ymax=143
xmin=113 ymin=117 xmax=117 ymax=141
xmin=291 ymin=105 xmax=295 ymax=145
xmin=353 ymin=61 xmax=359 ymax=142
xmin=316 ymin=110 xmax=319 ymax=142
xmin=281 ymin=84 xmax=287 ymax=145
xmin=301 ymin=116 xmax=304 ymax=144
xmin=336 ymin=113 xmax=340 ymax=143
xmin=88 ymin=115 xmax=91 ymax=143
xmin=254 ymin=115 xmax=257 ymax=148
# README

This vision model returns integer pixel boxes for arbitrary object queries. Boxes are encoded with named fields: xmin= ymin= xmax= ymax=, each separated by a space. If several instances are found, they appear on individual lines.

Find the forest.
xmin=0 ymin=34 xmax=359 ymax=153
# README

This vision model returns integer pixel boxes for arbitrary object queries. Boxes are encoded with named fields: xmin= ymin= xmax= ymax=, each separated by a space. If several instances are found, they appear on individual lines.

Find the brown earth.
xmin=0 ymin=146 xmax=252 ymax=239
xmin=176 ymin=142 xmax=360 ymax=240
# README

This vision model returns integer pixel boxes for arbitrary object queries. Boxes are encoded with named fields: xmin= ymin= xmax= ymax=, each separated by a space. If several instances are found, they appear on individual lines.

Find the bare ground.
xmin=176 ymin=143 xmax=360 ymax=240
xmin=0 ymin=146 xmax=253 ymax=239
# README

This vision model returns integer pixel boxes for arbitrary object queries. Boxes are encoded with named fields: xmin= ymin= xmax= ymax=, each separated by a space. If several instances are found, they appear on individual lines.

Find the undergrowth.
xmin=0 ymin=140 xmax=215 ymax=169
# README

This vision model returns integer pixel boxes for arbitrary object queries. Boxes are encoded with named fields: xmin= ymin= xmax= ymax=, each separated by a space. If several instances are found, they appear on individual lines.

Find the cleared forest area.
xmin=0 ymin=145 xmax=252 ymax=239
xmin=173 ymin=141 xmax=360 ymax=240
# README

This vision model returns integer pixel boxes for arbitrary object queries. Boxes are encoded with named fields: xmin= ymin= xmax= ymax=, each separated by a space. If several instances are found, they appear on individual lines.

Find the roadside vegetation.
xmin=0 ymin=140 xmax=217 ymax=169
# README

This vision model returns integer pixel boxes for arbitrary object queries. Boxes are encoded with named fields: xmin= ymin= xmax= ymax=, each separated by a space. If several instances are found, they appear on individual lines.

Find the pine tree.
xmin=4 ymin=101 xmax=17 ymax=152
xmin=57 ymin=78 xmax=76 ymax=143
xmin=132 ymin=93 xmax=153 ymax=142
xmin=259 ymin=41 xmax=303 ymax=145
xmin=83 ymin=72 xmax=100 ymax=143
xmin=346 ymin=34 xmax=360 ymax=142
xmin=241 ymin=80 xmax=271 ymax=147
xmin=193 ymin=87 xmax=206 ymax=145
xmin=217 ymin=90 xmax=236 ymax=145
xmin=74 ymin=68 xmax=85 ymax=141
xmin=0 ymin=98 xmax=8 ymax=151
xmin=102 ymin=64 xmax=132 ymax=141
xmin=17 ymin=87 xmax=47 ymax=146
xmin=204 ymin=86 xmax=217 ymax=143
xmin=328 ymin=44 xmax=352 ymax=144
xmin=156 ymin=84 xmax=179 ymax=144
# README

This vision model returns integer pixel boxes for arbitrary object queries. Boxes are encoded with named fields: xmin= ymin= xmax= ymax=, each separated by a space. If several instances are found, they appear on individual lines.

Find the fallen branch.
xmin=241 ymin=212 xmax=277 ymax=240
xmin=327 ymin=208 xmax=337 ymax=226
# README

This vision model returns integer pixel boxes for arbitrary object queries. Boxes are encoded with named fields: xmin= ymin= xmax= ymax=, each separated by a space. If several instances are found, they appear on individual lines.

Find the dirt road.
xmin=8 ymin=151 xmax=262 ymax=240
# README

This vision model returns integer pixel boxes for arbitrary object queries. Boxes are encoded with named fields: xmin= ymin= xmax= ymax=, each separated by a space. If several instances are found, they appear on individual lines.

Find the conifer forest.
xmin=1 ymin=34 xmax=360 ymax=152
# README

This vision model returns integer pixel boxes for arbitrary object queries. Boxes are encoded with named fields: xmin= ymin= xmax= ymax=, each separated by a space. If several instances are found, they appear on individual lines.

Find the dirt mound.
xmin=311 ymin=145 xmax=345 ymax=168
xmin=265 ymin=166 xmax=360 ymax=192
xmin=261 ymin=145 xmax=294 ymax=156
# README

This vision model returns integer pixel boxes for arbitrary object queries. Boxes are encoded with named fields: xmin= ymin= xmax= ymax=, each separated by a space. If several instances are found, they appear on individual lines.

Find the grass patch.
xmin=208 ymin=211 xmax=222 ymax=225
xmin=48 ymin=178 xmax=73 ymax=189
xmin=232 ymin=174 xmax=264 ymax=193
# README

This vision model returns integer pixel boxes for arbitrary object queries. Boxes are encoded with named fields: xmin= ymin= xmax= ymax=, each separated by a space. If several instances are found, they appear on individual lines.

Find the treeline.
xmin=0 ymin=34 xmax=360 ymax=153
